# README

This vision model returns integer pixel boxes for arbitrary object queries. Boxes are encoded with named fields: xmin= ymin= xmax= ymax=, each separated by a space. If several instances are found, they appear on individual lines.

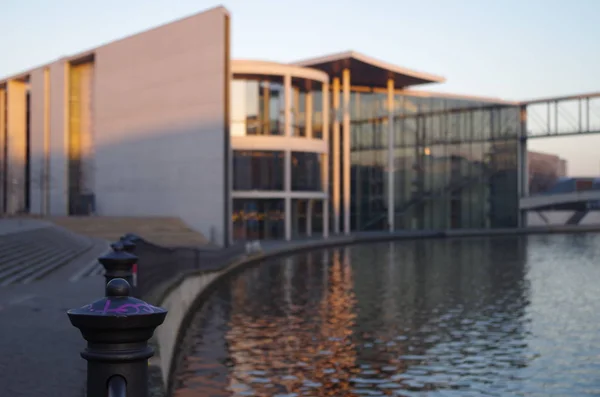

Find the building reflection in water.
xmin=222 ymin=247 xmax=358 ymax=396
xmin=170 ymin=236 xmax=545 ymax=396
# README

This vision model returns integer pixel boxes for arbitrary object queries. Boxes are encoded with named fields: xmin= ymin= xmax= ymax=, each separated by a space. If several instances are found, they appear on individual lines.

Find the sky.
xmin=1 ymin=0 xmax=599 ymax=175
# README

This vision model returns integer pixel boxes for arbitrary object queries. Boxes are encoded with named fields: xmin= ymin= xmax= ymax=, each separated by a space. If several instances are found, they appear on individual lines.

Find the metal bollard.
xmin=68 ymin=278 xmax=167 ymax=397
xmin=120 ymin=236 xmax=138 ymax=291
xmin=120 ymin=236 xmax=136 ymax=254
xmin=100 ymin=242 xmax=137 ymax=287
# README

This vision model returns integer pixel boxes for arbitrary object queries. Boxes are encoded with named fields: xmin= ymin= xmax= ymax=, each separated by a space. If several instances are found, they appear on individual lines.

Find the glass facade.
xmin=349 ymin=93 xmax=521 ymax=231
xmin=229 ymin=66 xmax=523 ymax=239
xmin=291 ymin=84 xmax=308 ymax=137
xmin=289 ymin=77 xmax=325 ymax=139
xmin=233 ymin=150 xmax=284 ymax=191
xmin=232 ymin=199 xmax=285 ymax=240
xmin=291 ymin=199 xmax=325 ymax=238
xmin=230 ymin=70 xmax=329 ymax=242
xmin=291 ymin=151 xmax=323 ymax=191
xmin=231 ymin=79 xmax=285 ymax=136
xmin=232 ymin=77 xmax=326 ymax=140
xmin=232 ymin=198 xmax=326 ymax=240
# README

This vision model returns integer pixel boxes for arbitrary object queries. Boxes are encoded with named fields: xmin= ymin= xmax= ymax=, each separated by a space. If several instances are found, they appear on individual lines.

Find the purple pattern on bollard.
xmin=80 ymin=299 xmax=162 ymax=315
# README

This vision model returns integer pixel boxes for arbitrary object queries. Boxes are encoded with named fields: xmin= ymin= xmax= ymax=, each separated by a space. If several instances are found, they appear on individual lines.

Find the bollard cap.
xmin=119 ymin=237 xmax=136 ymax=253
xmin=67 ymin=279 xmax=167 ymax=343
xmin=110 ymin=241 xmax=124 ymax=251
xmin=99 ymin=248 xmax=138 ymax=273
xmin=123 ymin=233 xmax=141 ymax=242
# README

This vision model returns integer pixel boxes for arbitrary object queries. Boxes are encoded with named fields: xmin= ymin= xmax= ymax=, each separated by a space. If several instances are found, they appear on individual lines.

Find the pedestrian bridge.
xmin=520 ymin=190 xmax=600 ymax=210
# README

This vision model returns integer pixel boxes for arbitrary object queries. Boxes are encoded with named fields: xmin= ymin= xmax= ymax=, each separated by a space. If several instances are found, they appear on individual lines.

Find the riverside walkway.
xmin=0 ymin=220 xmax=108 ymax=397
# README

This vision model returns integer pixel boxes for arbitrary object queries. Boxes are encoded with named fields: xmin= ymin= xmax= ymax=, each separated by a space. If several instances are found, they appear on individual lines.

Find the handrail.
xmin=107 ymin=375 xmax=127 ymax=397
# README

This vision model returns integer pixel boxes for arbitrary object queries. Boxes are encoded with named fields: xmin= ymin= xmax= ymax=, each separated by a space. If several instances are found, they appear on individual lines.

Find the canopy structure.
xmin=294 ymin=50 xmax=445 ymax=88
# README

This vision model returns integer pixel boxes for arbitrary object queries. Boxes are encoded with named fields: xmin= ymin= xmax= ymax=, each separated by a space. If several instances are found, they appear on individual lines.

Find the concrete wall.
xmin=48 ymin=60 xmax=69 ymax=215
xmin=152 ymin=271 xmax=220 ymax=386
xmin=93 ymin=7 xmax=230 ymax=245
xmin=29 ymin=68 xmax=48 ymax=215
xmin=67 ymin=61 xmax=96 ymax=214
xmin=6 ymin=80 xmax=27 ymax=214
xmin=76 ymin=63 xmax=95 ymax=196
xmin=0 ymin=88 xmax=5 ymax=210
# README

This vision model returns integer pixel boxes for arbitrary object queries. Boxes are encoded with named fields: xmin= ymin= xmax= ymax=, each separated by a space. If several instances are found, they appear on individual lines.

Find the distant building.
xmin=528 ymin=151 xmax=568 ymax=194
xmin=557 ymin=159 xmax=568 ymax=178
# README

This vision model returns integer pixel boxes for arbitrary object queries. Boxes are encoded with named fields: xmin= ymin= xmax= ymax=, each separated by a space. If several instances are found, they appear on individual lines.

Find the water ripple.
xmin=172 ymin=234 xmax=600 ymax=396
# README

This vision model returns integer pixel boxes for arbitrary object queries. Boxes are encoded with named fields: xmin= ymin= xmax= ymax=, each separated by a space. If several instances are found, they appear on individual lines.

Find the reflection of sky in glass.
xmin=230 ymin=80 xmax=248 ymax=137
xmin=172 ymin=234 xmax=600 ymax=396
xmin=230 ymin=79 xmax=284 ymax=136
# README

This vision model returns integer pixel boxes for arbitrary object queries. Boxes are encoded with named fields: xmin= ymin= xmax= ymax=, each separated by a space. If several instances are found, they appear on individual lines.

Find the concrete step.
xmin=45 ymin=216 xmax=208 ymax=247
xmin=67 ymin=241 xmax=111 ymax=283
xmin=0 ymin=246 xmax=61 ymax=280
xmin=0 ymin=225 xmax=94 ymax=286
xmin=21 ymin=247 xmax=91 ymax=284
xmin=1 ymin=249 xmax=84 ymax=286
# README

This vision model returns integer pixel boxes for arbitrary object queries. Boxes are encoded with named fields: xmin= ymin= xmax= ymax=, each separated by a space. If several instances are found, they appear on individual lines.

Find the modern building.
xmin=0 ymin=6 xmax=537 ymax=245
xmin=528 ymin=150 xmax=568 ymax=194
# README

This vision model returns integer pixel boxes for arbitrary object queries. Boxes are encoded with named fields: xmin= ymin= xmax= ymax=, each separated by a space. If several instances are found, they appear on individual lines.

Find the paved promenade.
xmin=0 ymin=275 xmax=101 ymax=397
xmin=0 ymin=220 xmax=109 ymax=397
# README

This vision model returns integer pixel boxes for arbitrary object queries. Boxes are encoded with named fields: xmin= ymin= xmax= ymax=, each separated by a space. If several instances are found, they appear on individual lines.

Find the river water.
xmin=171 ymin=234 xmax=600 ymax=396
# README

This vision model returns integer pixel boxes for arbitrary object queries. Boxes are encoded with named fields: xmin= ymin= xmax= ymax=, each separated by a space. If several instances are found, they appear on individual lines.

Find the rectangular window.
xmin=291 ymin=151 xmax=323 ymax=191
xmin=233 ymin=150 xmax=284 ymax=191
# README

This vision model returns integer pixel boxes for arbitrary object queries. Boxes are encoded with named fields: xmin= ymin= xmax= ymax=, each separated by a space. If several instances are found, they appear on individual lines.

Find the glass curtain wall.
xmin=291 ymin=152 xmax=323 ymax=191
xmin=231 ymin=78 xmax=285 ymax=137
xmin=291 ymin=78 xmax=325 ymax=139
xmin=349 ymin=91 xmax=388 ymax=231
xmin=232 ymin=199 xmax=285 ymax=240
xmin=233 ymin=150 xmax=284 ymax=191
xmin=231 ymin=74 xmax=327 ymax=241
xmin=350 ymin=92 xmax=521 ymax=231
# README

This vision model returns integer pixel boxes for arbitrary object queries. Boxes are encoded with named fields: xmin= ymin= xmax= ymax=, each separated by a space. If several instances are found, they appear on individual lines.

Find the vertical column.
xmin=49 ymin=60 xmax=69 ymax=215
xmin=0 ymin=87 xmax=5 ymax=213
xmin=332 ymin=77 xmax=341 ymax=234
xmin=354 ymin=92 xmax=362 ymax=229
xmin=306 ymin=199 xmax=313 ymax=237
xmin=342 ymin=69 xmax=351 ymax=235
xmin=78 ymin=62 xmax=95 ymax=198
xmin=43 ymin=69 xmax=50 ymax=215
xmin=284 ymin=74 xmax=292 ymax=137
xmin=322 ymin=82 xmax=330 ymax=238
xmin=306 ymin=92 xmax=313 ymax=139
xmin=386 ymin=78 xmax=395 ymax=232
xmin=284 ymin=73 xmax=292 ymax=240
xmin=517 ymin=105 xmax=528 ymax=227
xmin=29 ymin=68 xmax=49 ymax=215
xmin=292 ymin=86 xmax=300 ymax=137
xmin=6 ymin=80 xmax=27 ymax=214
xmin=285 ymin=150 xmax=292 ymax=241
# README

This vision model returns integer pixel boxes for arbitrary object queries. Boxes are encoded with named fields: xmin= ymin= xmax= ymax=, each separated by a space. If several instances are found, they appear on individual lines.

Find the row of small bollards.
xmin=68 ymin=234 xmax=168 ymax=397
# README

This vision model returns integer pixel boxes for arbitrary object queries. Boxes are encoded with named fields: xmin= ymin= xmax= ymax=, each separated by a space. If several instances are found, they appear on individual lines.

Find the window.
xmin=233 ymin=150 xmax=284 ymax=191
xmin=231 ymin=79 xmax=284 ymax=136
xmin=291 ymin=152 xmax=322 ymax=191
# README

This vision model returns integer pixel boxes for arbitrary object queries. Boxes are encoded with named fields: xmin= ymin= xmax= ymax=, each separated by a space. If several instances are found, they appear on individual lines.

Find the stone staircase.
xmin=46 ymin=216 xmax=208 ymax=247
xmin=0 ymin=224 xmax=94 ymax=286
